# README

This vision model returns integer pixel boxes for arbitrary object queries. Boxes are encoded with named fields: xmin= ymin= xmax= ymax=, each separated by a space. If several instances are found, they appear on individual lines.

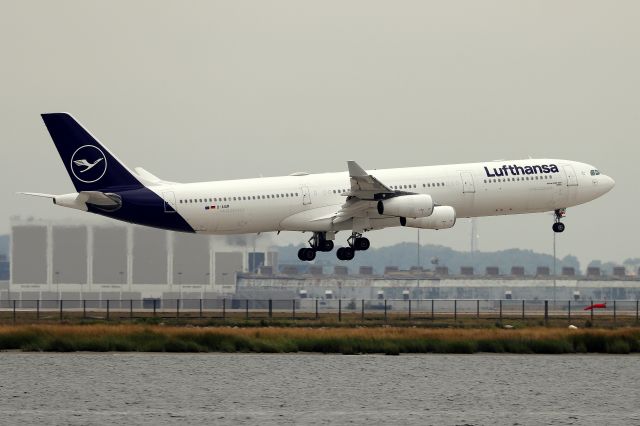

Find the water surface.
xmin=0 ymin=354 xmax=637 ymax=425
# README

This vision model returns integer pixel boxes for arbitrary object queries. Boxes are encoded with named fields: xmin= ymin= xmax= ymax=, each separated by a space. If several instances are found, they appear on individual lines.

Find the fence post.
xmin=408 ymin=299 xmax=412 ymax=320
xmin=315 ymin=299 xmax=318 ymax=320
xmin=12 ymin=300 xmax=16 ymax=325
xmin=268 ymin=299 xmax=273 ymax=319
xmin=544 ymin=300 xmax=548 ymax=325
xmin=522 ymin=299 xmax=525 ymax=320
xmin=245 ymin=299 xmax=249 ymax=320
xmin=454 ymin=299 xmax=457 ymax=321
xmin=477 ymin=299 xmax=480 ymax=319
xmin=568 ymin=300 xmax=571 ymax=322
xmin=37 ymin=299 xmax=40 ymax=321
xmin=292 ymin=299 xmax=295 ymax=320
xmin=176 ymin=299 xmax=180 ymax=319
xmin=106 ymin=299 xmax=110 ymax=321
xmin=590 ymin=299 xmax=594 ymax=322
xmin=153 ymin=299 xmax=157 ymax=317
xmin=130 ymin=299 xmax=133 ymax=320
xmin=222 ymin=298 xmax=226 ymax=319
xmin=338 ymin=299 xmax=342 ymax=322
xmin=613 ymin=300 xmax=616 ymax=323
xmin=361 ymin=299 xmax=364 ymax=320
xmin=83 ymin=299 xmax=87 ymax=319
xmin=199 ymin=299 xmax=203 ymax=319
xmin=499 ymin=299 xmax=502 ymax=321
xmin=59 ymin=299 xmax=63 ymax=322
xmin=384 ymin=299 xmax=387 ymax=322
xmin=431 ymin=299 xmax=434 ymax=320
xmin=636 ymin=300 xmax=639 ymax=324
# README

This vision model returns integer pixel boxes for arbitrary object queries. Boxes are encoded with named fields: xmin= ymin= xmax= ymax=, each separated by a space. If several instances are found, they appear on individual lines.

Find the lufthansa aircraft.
xmin=21 ymin=113 xmax=615 ymax=262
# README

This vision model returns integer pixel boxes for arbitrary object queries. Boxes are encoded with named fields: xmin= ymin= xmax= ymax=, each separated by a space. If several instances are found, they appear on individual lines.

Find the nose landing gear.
xmin=552 ymin=209 xmax=566 ymax=233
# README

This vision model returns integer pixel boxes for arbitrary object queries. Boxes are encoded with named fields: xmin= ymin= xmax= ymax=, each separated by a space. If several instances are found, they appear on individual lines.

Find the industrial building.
xmin=7 ymin=218 xmax=277 ymax=301
xmin=5 ymin=218 xmax=640 ymax=302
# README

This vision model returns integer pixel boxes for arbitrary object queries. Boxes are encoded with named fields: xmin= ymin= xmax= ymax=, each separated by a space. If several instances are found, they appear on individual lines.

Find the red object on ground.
xmin=584 ymin=303 xmax=607 ymax=310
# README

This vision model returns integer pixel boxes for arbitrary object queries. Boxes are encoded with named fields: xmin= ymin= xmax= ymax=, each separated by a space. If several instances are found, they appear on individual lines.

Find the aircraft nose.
xmin=602 ymin=175 xmax=615 ymax=192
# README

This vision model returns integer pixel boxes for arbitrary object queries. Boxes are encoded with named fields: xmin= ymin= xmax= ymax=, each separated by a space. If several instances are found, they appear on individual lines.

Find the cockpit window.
xmin=590 ymin=169 xmax=601 ymax=176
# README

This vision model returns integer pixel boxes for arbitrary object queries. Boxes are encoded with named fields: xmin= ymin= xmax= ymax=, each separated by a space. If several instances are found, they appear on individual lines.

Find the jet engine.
xmin=402 ymin=206 xmax=456 ymax=229
xmin=377 ymin=194 xmax=434 ymax=218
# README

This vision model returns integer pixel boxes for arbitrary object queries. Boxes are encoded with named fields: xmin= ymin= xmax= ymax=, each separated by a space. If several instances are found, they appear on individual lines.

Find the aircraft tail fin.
xmin=41 ymin=113 xmax=143 ymax=192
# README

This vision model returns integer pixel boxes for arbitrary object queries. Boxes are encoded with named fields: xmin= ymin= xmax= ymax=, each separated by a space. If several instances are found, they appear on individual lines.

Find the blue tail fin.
xmin=41 ymin=113 xmax=143 ymax=192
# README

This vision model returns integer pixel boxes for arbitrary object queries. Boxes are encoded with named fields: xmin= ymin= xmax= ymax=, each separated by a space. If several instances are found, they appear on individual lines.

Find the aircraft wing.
xmin=319 ymin=161 xmax=398 ymax=228
xmin=346 ymin=161 xmax=394 ymax=199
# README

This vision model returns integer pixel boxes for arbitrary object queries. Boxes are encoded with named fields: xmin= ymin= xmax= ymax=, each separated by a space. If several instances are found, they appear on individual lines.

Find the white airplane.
xmin=21 ymin=113 xmax=615 ymax=261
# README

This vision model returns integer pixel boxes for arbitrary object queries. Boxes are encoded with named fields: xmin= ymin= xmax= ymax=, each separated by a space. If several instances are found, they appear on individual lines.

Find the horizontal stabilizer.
xmin=80 ymin=191 xmax=121 ymax=206
xmin=17 ymin=192 xmax=56 ymax=198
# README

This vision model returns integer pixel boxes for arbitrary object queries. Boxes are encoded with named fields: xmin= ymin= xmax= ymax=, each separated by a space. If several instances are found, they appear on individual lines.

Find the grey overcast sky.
xmin=1 ymin=1 xmax=638 ymax=266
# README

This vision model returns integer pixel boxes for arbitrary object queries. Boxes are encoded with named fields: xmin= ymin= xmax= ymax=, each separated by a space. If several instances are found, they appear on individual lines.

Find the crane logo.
xmin=70 ymin=145 xmax=107 ymax=183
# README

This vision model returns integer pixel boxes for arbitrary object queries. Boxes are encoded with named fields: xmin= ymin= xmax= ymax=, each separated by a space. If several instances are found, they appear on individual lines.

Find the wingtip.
xmin=347 ymin=160 xmax=368 ymax=177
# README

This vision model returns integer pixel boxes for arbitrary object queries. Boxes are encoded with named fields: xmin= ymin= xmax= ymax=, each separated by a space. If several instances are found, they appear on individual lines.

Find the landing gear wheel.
xmin=298 ymin=248 xmax=316 ymax=261
xmin=308 ymin=232 xmax=334 ymax=252
xmin=553 ymin=208 xmax=566 ymax=233
xmin=321 ymin=240 xmax=334 ymax=252
xmin=354 ymin=237 xmax=370 ymax=251
xmin=337 ymin=247 xmax=355 ymax=261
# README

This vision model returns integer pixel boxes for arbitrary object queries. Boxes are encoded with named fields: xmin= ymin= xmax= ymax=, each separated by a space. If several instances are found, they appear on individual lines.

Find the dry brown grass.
xmin=0 ymin=323 xmax=637 ymax=340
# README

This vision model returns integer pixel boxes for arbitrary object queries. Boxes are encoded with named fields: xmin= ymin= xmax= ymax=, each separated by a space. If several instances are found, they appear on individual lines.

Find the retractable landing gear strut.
xmin=297 ymin=232 xmax=334 ymax=262
xmin=552 ymin=208 xmax=566 ymax=233
xmin=336 ymin=232 xmax=370 ymax=261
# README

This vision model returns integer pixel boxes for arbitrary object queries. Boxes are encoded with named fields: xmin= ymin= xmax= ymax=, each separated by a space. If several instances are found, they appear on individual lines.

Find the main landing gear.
xmin=297 ymin=232 xmax=334 ymax=261
xmin=552 ymin=208 xmax=566 ymax=233
xmin=336 ymin=233 xmax=370 ymax=261
xmin=297 ymin=232 xmax=371 ymax=262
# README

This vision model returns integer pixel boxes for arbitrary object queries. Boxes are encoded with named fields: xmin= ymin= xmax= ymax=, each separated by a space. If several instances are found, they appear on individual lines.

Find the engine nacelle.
xmin=402 ymin=206 xmax=456 ymax=229
xmin=377 ymin=194 xmax=434 ymax=218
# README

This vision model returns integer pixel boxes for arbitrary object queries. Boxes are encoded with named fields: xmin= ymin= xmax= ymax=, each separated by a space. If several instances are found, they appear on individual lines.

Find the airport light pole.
xmin=55 ymin=271 xmax=60 ymax=300
xmin=417 ymin=230 xmax=421 ymax=299
xmin=553 ymin=230 xmax=557 ymax=307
